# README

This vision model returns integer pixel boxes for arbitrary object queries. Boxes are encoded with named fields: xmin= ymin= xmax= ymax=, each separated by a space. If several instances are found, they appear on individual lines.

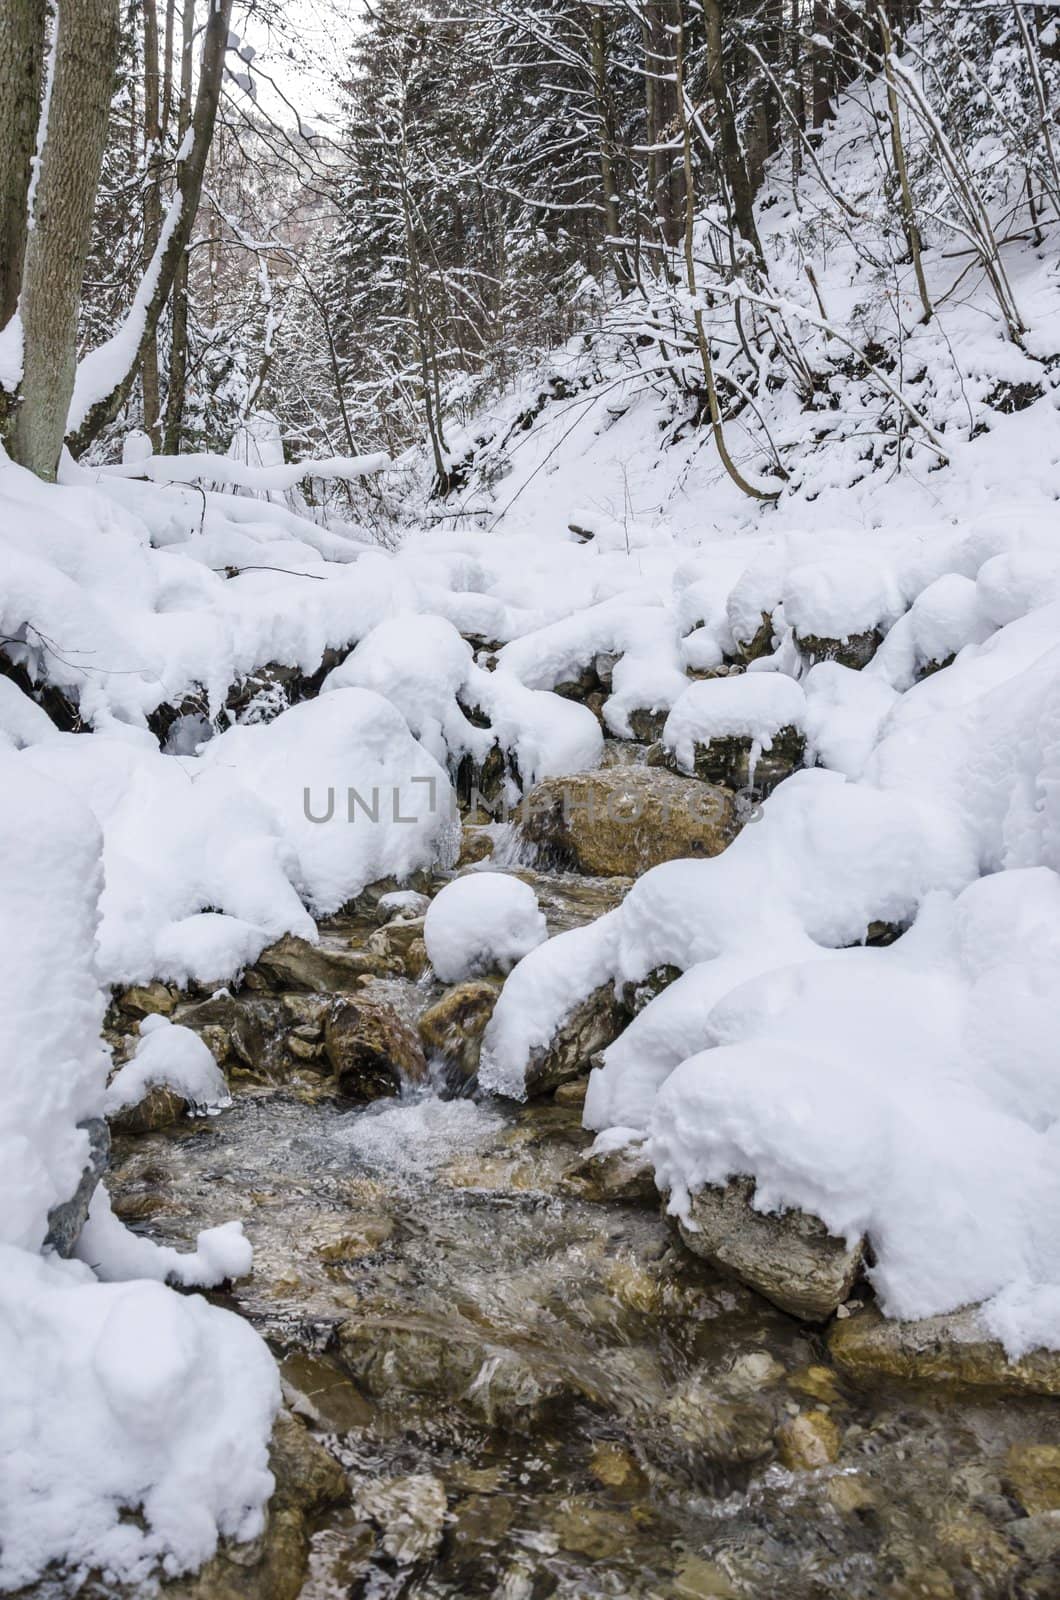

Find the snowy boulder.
xmin=423 ymin=873 xmax=547 ymax=983
xmin=676 ymin=1176 xmax=865 ymax=1322
xmin=784 ymin=556 xmax=904 ymax=671
xmin=657 ymin=674 xmax=807 ymax=796
xmin=517 ymin=766 xmax=738 ymax=878
xmin=104 ymin=1016 xmax=231 ymax=1131
xmin=828 ymin=1304 xmax=1060 ymax=1398
xmin=324 ymin=997 xmax=428 ymax=1099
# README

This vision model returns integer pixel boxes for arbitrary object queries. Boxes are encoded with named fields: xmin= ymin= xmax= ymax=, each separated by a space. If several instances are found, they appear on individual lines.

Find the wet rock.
xmin=168 ymin=1410 xmax=347 ymax=1600
xmin=110 ymin=1083 xmax=188 ymax=1134
xmin=553 ymin=1078 xmax=588 ymax=1108
xmin=661 ymin=1371 xmax=775 ymax=1463
xmin=280 ymin=1351 xmax=374 ymax=1433
xmin=44 ymin=1117 xmax=109 ymax=1256
xmin=458 ymin=825 xmax=495 ymax=866
xmin=828 ymin=1305 xmax=1060 ymax=1396
xmin=252 ymin=933 xmax=400 ymax=992
xmin=115 ymin=981 xmax=177 ymax=1019
xmin=367 ymin=915 xmax=429 ymax=977
xmin=1004 ymin=1445 xmax=1060 ymax=1515
xmin=338 ymin=1317 xmax=572 ymax=1424
xmin=786 ymin=1363 xmax=844 ymax=1405
xmin=676 ymin=1177 xmax=864 ymax=1322
xmin=776 ymin=1409 xmax=841 ymax=1471
xmin=731 ymin=611 xmax=775 ymax=665
xmin=177 ymin=993 xmax=280 ymax=1076
xmin=589 ymin=1442 xmax=643 ymax=1492
xmin=418 ymin=979 xmax=500 ymax=1079
xmin=519 ymin=766 xmax=738 ymax=877
xmin=619 ymin=963 xmax=682 ymax=1016
xmin=935 ymin=1512 xmax=1021 ymax=1589
xmin=627 ymin=706 xmax=669 ymax=743
xmin=523 ymin=980 xmax=628 ymax=1096
xmin=323 ymin=997 xmax=428 ymax=1099
xmin=563 ymin=1141 xmax=657 ymax=1203
xmin=795 ymin=627 xmax=881 ymax=671
xmin=647 ymin=726 xmax=806 ymax=798
xmin=354 ymin=1474 xmax=447 ymax=1564
xmin=551 ymin=1497 xmax=635 ymax=1559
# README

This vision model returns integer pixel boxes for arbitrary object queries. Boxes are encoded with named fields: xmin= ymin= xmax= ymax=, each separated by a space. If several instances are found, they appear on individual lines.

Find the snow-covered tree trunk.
xmin=0 ymin=0 xmax=44 ymax=329
xmin=11 ymin=0 xmax=119 ymax=481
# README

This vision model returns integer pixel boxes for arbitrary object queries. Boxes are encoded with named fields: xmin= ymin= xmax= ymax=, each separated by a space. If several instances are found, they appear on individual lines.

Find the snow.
xmin=0 ymin=1246 xmax=278 ymax=1591
xmin=662 ymin=673 xmax=807 ymax=773
xmin=424 ymin=871 xmax=547 ymax=982
xmin=0 ymin=754 xmax=277 ymax=1592
xmin=103 ymin=1015 xmax=231 ymax=1117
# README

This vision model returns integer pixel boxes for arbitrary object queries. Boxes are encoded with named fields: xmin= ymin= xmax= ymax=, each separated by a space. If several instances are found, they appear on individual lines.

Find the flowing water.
xmin=106 ymin=864 xmax=1060 ymax=1600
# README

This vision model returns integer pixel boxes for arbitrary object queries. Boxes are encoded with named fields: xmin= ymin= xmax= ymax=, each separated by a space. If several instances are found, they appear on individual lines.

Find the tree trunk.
xmin=67 ymin=0 xmax=232 ymax=455
xmin=161 ymin=0 xmax=194 ymax=454
xmin=0 ymin=0 xmax=45 ymax=330
xmin=590 ymin=7 xmax=633 ymax=293
xmin=141 ymin=0 xmax=162 ymax=444
xmin=702 ymin=0 xmax=765 ymax=266
xmin=12 ymin=0 xmax=119 ymax=480
xmin=644 ymin=1 xmax=683 ymax=250
xmin=811 ymin=0 xmax=834 ymax=131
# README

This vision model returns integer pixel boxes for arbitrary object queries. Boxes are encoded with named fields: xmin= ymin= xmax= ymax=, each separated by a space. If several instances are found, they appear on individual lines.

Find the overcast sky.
xmin=237 ymin=0 xmax=364 ymax=133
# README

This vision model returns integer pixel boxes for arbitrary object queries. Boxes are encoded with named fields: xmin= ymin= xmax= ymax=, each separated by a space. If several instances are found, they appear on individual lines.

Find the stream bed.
xmin=105 ymin=864 xmax=1060 ymax=1600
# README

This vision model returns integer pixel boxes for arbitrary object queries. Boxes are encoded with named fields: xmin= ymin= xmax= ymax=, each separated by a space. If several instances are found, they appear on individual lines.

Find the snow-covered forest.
xmin=3 ymin=1 xmax=1060 ymax=1595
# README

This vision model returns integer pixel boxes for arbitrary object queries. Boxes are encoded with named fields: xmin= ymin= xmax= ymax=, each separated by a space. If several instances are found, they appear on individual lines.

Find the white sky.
xmin=236 ymin=0 xmax=365 ymax=134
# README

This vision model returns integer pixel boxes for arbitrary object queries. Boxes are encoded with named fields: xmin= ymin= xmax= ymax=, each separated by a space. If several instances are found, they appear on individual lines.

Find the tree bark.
xmin=0 ymin=0 xmax=45 ymax=330
xmin=161 ymin=0 xmax=194 ymax=454
xmin=141 ymin=0 xmax=162 ymax=444
xmin=67 ymin=0 xmax=232 ymax=455
xmin=12 ymin=0 xmax=119 ymax=480
xmin=702 ymin=0 xmax=765 ymax=266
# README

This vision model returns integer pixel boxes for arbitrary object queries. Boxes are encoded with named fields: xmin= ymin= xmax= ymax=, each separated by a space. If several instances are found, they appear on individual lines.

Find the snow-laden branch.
xmin=96 ymin=450 xmax=390 ymax=490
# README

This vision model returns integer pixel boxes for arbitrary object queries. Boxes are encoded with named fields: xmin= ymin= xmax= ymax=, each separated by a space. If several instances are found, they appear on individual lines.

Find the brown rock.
xmin=252 ymin=933 xmax=400 ymax=992
xmin=523 ymin=980 xmax=627 ymax=1096
xmin=676 ymin=1176 xmax=864 ymax=1322
xmin=1005 ymin=1445 xmax=1060 ymax=1515
xmin=648 ymin=726 xmax=806 ymax=797
xmin=115 ymin=981 xmax=178 ymax=1019
xmin=323 ymin=996 xmax=428 ymax=1099
xmin=417 ymin=980 xmax=500 ymax=1080
xmin=828 ymin=1304 xmax=1060 ymax=1397
xmin=518 ymin=766 xmax=738 ymax=878
xmin=109 ymin=1083 xmax=188 ymax=1135
xmin=796 ymin=627 xmax=881 ymax=671
xmin=563 ymin=1142 xmax=657 ymax=1203
xmin=776 ymin=1409 xmax=841 ymax=1470
xmin=167 ymin=1411 xmax=347 ymax=1600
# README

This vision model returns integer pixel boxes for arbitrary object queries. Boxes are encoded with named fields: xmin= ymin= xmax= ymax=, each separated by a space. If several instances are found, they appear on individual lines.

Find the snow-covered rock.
xmin=424 ymin=872 xmax=547 ymax=983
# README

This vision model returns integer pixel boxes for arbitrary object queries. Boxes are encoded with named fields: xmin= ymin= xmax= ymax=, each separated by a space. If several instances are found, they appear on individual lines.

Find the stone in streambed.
xmin=776 ymin=1409 xmax=841 ymax=1471
xmin=44 ymin=1116 xmax=109 ymax=1257
xmin=828 ymin=1304 xmax=1060 ymax=1397
xmin=252 ymin=933 xmax=400 ymax=992
xmin=323 ymin=997 xmax=428 ymax=1099
xmin=518 ymin=766 xmax=738 ymax=878
xmin=1005 ymin=1445 xmax=1060 ymax=1515
xmin=167 ymin=1410 xmax=347 ymax=1600
xmin=676 ymin=1176 xmax=864 ymax=1322
xmin=795 ymin=627 xmax=881 ymax=671
xmin=110 ymin=1083 xmax=189 ymax=1134
xmin=523 ymin=980 xmax=628 ymax=1096
xmin=417 ymin=979 xmax=500 ymax=1080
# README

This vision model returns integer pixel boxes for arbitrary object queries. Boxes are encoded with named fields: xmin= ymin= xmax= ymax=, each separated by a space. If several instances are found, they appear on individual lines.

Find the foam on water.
xmin=337 ymin=1092 xmax=505 ymax=1180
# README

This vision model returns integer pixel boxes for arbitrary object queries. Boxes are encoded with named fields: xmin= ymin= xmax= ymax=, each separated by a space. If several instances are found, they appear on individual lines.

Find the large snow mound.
xmin=424 ymin=871 xmax=548 ymax=982
xmin=0 ymin=754 xmax=278 ymax=1591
